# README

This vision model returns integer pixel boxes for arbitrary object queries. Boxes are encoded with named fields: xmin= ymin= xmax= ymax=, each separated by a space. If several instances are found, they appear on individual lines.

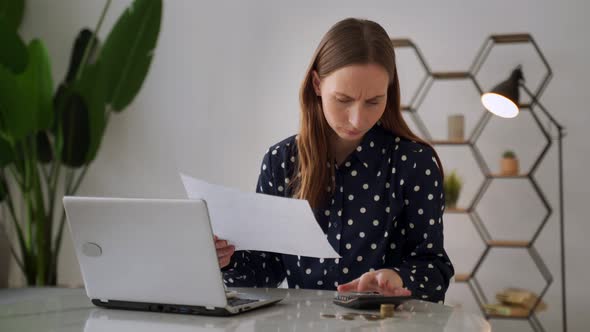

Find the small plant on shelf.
xmin=444 ymin=170 xmax=463 ymax=209
xmin=500 ymin=150 xmax=519 ymax=176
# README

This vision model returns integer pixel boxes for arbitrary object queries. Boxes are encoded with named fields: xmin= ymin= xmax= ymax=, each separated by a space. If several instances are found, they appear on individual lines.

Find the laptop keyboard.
xmin=227 ymin=297 xmax=259 ymax=307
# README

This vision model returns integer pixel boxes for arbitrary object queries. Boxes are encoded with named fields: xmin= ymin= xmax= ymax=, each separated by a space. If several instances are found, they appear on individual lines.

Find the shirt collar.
xmin=350 ymin=124 xmax=392 ymax=166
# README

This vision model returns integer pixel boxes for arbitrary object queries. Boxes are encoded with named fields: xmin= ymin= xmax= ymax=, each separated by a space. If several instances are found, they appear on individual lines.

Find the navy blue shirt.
xmin=223 ymin=124 xmax=454 ymax=303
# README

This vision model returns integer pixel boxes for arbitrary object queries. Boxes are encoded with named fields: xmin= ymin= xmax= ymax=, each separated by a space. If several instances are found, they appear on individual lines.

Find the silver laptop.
xmin=63 ymin=196 xmax=283 ymax=316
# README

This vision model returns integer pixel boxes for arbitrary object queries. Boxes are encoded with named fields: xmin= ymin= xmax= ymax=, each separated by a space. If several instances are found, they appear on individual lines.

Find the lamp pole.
xmin=520 ymin=83 xmax=567 ymax=332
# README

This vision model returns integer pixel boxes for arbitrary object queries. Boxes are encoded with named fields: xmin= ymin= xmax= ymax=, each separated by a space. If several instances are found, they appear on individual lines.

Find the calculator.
xmin=333 ymin=292 xmax=413 ymax=309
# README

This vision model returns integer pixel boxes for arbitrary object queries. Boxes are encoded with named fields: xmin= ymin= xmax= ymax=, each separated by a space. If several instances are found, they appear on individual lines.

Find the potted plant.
xmin=500 ymin=150 xmax=519 ymax=176
xmin=0 ymin=0 xmax=162 ymax=286
xmin=444 ymin=170 xmax=463 ymax=210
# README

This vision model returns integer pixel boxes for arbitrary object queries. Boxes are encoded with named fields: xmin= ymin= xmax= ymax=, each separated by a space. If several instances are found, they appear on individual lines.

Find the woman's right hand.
xmin=214 ymin=235 xmax=235 ymax=268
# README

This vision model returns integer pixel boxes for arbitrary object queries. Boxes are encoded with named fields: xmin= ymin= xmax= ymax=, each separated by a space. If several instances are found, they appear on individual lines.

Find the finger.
xmin=379 ymin=285 xmax=398 ymax=296
xmin=384 ymin=286 xmax=411 ymax=296
xmin=219 ymin=247 xmax=235 ymax=258
xmin=215 ymin=240 xmax=228 ymax=249
xmin=357 ymin=272 xmax=378 ymax=292
xmin=378 ymin=271 xmax=401 ymax=294
xmin=376 ymin=271 xmax=389 ymax=289
xmin=219 ymin=256 xmax=231 ymax=268
xmin=217 ymin=245 xmax=235 ymax=258
xmin=337 ymin=278 xmax=360 ymax=292
xmin=395 ymin=288 xmax=412 ymax=296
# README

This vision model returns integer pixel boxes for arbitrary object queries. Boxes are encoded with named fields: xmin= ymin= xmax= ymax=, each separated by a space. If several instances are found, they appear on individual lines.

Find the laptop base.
xmin=91 ymin=298 xmax=282 ymax=316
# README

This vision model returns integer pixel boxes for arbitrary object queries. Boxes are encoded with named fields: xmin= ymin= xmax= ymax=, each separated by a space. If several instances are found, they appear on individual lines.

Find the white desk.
xmin=0 ymin=287 xmax=490 ymax=331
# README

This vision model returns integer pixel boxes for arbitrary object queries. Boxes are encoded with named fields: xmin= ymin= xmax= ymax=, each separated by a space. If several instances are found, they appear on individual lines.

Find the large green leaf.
xmin=74 ymin=61 xmax=107 ymax=164
xmin=0 ymin=39 xmax=54 ymax=143
xmin=65 ymin=28 xmax=100 ymax=83
xmin=0 ymin=174 xmax=7 ymax=202
xmin=59 ymin=91 xmax=90 ymax=168
xmin=0 ymin=65 xmax=35 ymax=141
xmin=99 ymin=0 xmax=162 ymax=111
xmin=17 ymin=39 xmax=54 ymax=131
xmin=36 ymin=130 xmax=52 ymax=163
xmin=0 ymin=19 xmax=27 ymax=73
xmin=0 ymin=0 xmax=24 ymax=30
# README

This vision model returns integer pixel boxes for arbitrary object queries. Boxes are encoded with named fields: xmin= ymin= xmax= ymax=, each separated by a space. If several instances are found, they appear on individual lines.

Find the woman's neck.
xmin=329 ymin=134 xmax=363 ymax=166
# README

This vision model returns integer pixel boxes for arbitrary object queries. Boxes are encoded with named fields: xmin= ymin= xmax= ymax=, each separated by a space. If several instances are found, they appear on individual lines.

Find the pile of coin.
xmin=380 ymin=304 xmax=395 ymax=318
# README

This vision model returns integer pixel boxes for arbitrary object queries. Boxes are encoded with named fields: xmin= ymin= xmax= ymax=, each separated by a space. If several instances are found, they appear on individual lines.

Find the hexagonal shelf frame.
xmin=392 ymin=34 xmax=566 ymax=332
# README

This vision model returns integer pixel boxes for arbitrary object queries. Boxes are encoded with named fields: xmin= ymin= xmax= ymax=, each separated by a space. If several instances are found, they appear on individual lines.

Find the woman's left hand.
xmin=337 ymin=269 xmax=412 ymax=296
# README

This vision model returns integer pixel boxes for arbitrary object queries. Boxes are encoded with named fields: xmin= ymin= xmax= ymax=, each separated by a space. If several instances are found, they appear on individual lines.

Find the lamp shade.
xmin=481 ymin=67 xmax=524 ymax=118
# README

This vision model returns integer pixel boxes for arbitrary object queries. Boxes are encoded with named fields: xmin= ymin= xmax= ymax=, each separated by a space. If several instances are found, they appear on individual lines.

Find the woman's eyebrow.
xmin=334 ymin=92 xmax=385 ymax=100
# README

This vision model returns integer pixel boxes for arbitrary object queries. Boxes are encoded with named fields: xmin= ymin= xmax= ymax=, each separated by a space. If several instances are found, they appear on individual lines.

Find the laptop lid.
xmin=63 ymin=197 xmax=227 ymax=308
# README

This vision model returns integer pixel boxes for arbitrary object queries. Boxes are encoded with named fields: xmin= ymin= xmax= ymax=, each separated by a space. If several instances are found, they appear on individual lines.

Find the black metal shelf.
xmin=392 ymin=34 xmax=566 ymax=332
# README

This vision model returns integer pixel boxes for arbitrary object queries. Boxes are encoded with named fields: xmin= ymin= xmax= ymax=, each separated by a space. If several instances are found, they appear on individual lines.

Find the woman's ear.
xmin=312 ymin=70 xmax=321 ymax=96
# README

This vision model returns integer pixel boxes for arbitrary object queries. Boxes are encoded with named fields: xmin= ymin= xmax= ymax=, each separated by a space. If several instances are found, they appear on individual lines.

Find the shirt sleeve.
xmin=222 ymin=148 xmax=286 ymax=288
xmin=391 ymin=145 xmax=454 ymax=303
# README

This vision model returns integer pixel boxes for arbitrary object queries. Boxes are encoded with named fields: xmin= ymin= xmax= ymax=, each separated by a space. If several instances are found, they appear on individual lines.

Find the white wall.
xmin=4 ymin=0 xmax=589 ymax=331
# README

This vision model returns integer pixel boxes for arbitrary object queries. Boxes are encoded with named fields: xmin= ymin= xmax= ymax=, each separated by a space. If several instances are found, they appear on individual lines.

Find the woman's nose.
xmin=348 ymin=104 xmax=365 ymax=128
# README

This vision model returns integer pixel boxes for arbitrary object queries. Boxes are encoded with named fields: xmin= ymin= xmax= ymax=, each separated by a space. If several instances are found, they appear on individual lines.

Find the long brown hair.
xmin=294 ymin=18 xmax=443 ymax=209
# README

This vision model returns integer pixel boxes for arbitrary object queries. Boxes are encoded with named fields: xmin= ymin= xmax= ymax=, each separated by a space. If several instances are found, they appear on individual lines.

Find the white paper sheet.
xmin=180 ymin=173 xmax=340 ymax=258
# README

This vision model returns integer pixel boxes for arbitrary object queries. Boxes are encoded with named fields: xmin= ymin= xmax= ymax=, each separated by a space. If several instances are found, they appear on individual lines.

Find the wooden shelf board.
xmin=491 ymin=34 xmax=531 ymax=44
xmin=432 ymin=71 xmax=470 ymax=79
xmin=487 ymin=240 xmax=530 ymax=248
xmin=487 ymin=311 xmax=530 ymax=319
xmin=431 ymin=140 xmax=470 ymax=145
xmin=486 ymin=173 xmax=529 ymax=179
xmin=390 ymin=39 xmax=413 ymax=47
xmin=454 ymin=273 xmax=471 ymax=282
xmin=519 ymin=103 xmax=532 ymax=109
xmin=445 ymin=207 xmax=469 ymax=214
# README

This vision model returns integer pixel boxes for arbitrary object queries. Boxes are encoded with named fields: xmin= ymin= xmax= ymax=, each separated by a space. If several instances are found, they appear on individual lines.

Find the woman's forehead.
xmin=323 ymin=63 xmax=389 ymax=96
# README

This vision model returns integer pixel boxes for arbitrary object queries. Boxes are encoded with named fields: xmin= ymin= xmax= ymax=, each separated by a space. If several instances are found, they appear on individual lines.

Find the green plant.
xmin=0 ymin=0 xmax=162 ymax=285
xmin=503 ymin=150 xmax=517 ymax=159
xmin=443 ymin=170 xmax=462 ymax=209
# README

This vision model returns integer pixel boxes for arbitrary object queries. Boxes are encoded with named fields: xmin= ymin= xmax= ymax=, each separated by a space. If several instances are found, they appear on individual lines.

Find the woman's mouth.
xmin=343 ymin=128 xmax=362 ymax=136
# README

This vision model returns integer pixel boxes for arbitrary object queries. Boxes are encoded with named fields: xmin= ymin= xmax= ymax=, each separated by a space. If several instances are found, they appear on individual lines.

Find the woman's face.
xmin=313 ymin=63 xmax=389 ymax=142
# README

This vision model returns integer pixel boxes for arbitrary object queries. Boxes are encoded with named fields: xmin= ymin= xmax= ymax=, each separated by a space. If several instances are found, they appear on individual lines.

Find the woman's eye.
xmin=367 ymin=101 xmax=379 ymax=106
xmin=337 ymin=98 xmax=351 ymax=104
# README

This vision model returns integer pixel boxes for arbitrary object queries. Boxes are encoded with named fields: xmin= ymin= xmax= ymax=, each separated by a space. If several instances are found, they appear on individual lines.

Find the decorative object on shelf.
xmin=392 ymin=32 xmax=567 ymax=331
xmin=500 ymin=150 xmax=519 ymax=176
xmin=484 ymin=288 xmax=547 ymax=317
xmin=443 ymin=170 xmax=462 ymax=209
xmin=447 ymin=114 xmax=465 ymax=142
xmin=0 ymin=0 xmax=163 ymax=286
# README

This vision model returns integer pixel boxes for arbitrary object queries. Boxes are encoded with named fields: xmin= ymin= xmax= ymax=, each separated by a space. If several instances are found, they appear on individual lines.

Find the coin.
xmin=361 ymin=313 xmax=382 ymax=321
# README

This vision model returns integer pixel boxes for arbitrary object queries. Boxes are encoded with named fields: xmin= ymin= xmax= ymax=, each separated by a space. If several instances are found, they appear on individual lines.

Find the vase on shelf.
xmin=500 ymin=150 xmax=519 ymax=176
xmin=448 ymin=114 xmax=465 ymax=142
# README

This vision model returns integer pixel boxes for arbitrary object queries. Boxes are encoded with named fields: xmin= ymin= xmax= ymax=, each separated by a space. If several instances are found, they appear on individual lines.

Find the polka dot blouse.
xmin=222 ymin=124 xmax=454 ymax=303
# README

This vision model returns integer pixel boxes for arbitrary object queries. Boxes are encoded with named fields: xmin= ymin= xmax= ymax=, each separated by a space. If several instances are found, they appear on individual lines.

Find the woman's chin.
xmin=338 ymin=130 xmax=364 ymax=140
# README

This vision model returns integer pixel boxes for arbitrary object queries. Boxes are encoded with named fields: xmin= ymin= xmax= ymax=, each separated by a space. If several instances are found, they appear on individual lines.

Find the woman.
xmin=214 ymin=18 xmax=454 ymax=303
